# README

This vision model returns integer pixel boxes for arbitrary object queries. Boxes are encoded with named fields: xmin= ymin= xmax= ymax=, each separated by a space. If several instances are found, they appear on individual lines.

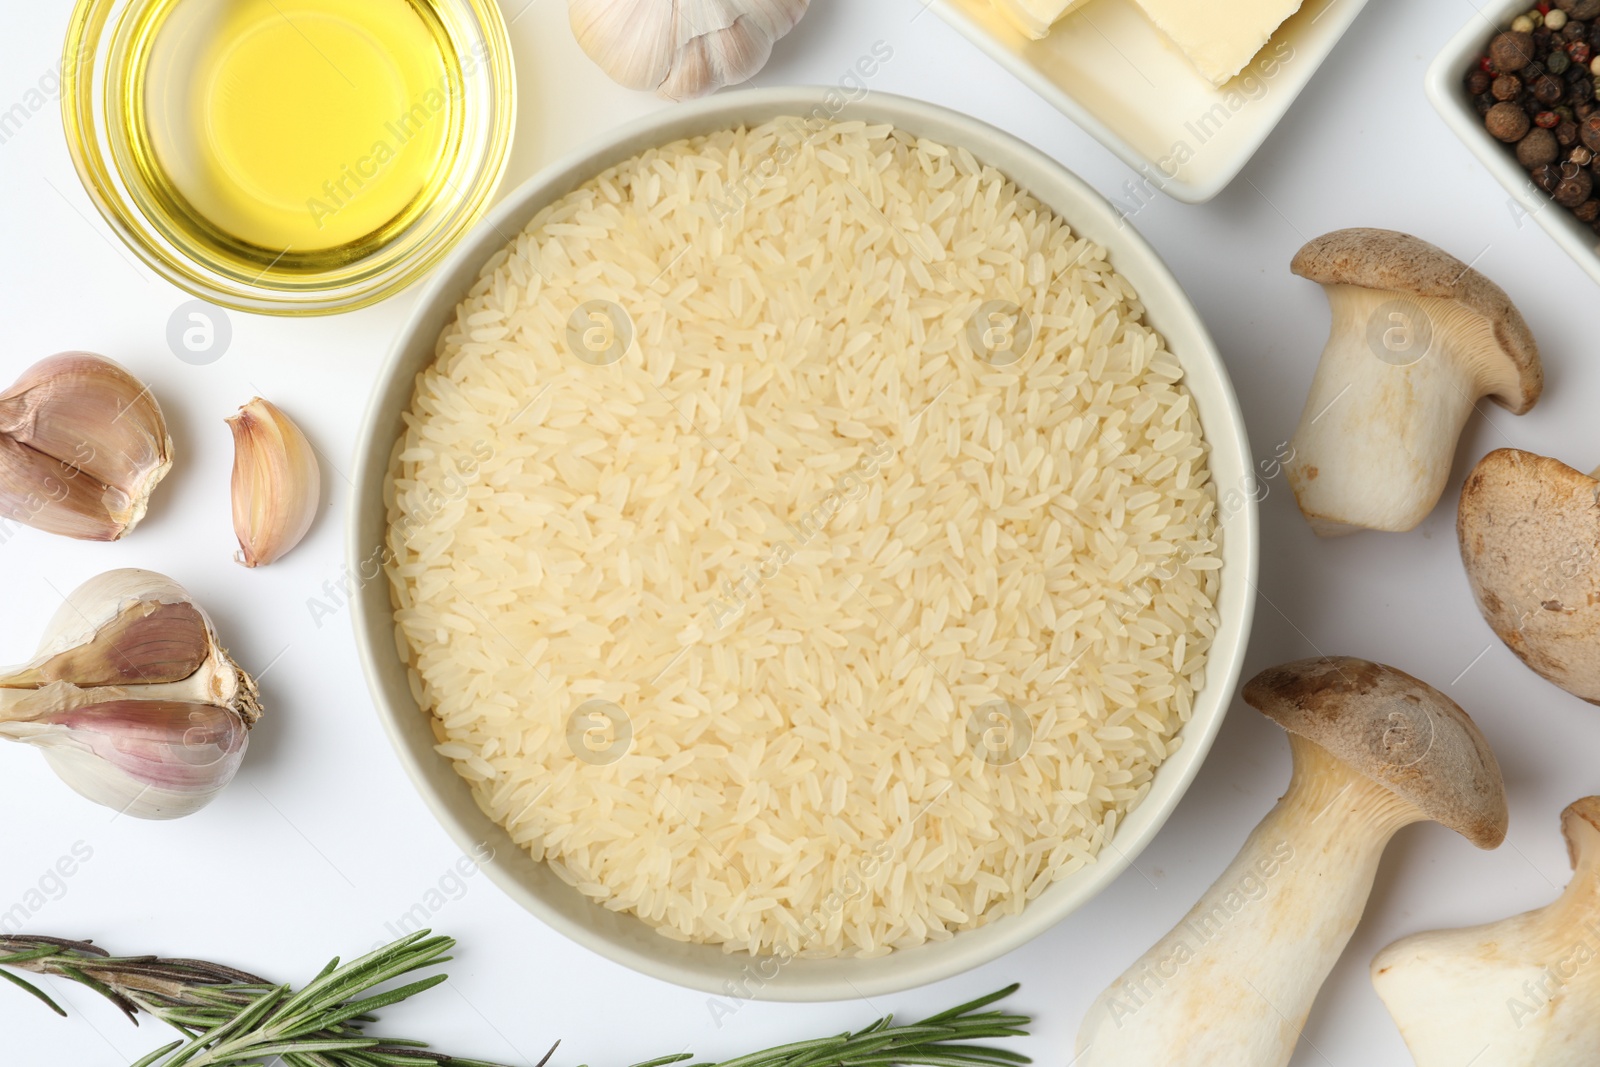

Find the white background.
xmin=3 ymin=1 xmax=1599 ymax=1064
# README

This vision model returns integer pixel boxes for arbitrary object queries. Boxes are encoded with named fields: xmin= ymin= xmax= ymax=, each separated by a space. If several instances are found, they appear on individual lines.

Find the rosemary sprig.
xmin=2 ymin=929 xmax=1031 ymax=1067
xmin=0 ymin=930 xmax=513 ymax=1066
xmin=629 ymin=985 xmax=1031 ymax=1067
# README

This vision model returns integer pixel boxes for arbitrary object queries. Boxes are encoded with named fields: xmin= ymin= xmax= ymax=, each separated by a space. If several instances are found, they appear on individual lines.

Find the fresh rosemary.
xmin=0 ymin=931 xmax=513 ymax=1066
xmin=1 ymin=930 xmax=1032 ymax=1067
xmin=630 ymin=984 xmax=1032 ymax=1067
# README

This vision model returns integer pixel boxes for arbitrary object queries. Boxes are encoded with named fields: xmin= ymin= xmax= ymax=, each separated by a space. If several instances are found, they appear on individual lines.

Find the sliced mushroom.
xmin=1285 ymin=229 xmax=1542 ymax=536
xmin=1459 ymin=448 xmax=1600 ymax=705
xmin=1074 ymin=657 xmax=1507 ymax=1067
xmin=1372 ymin=797 xmax=1600 ymax=1066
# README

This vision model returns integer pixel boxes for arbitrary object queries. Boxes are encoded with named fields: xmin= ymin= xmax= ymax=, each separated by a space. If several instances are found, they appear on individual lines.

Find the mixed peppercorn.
xmin=1471 ymin=0 xmax=1600 ymax=229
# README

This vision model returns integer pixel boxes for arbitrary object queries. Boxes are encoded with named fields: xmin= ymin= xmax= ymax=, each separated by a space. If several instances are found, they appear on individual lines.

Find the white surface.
xmin=1428 ymin=0 xmax=1600 ymax=287
xmin=0 ymin=1 xmax=1596 ymax=1064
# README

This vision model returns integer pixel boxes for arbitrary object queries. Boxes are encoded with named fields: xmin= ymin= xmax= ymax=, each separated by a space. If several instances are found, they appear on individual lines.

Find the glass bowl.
xmin=61 ymin=0 xmax=516 ymax=316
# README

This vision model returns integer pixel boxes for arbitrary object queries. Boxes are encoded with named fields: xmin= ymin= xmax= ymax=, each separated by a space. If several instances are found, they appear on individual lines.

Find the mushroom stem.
xmin=1076 ymin=734 xmax=1422 ymax=1066
xmin=1287 ymin=287 xmax=1513 ymax=536
xmin=1372 ymin=798 xmax=1600 ymax=1065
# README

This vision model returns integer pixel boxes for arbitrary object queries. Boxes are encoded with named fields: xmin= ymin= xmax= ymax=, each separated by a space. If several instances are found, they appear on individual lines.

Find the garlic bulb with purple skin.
xmin=0 ymin=570 xmax=261 ymax=820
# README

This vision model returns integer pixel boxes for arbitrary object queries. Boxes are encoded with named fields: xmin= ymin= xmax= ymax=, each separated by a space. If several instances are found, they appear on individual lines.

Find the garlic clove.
xmin=570 ymin=0 xmax=811 ymax=101
xmin=571 ymin=0 xmax=679 ymax=92
xmin=0 ymin=434 xmax=131 ymax=542
xmin=9 ymin=701 xmax=248 ymax=821
xmin=657 ymin=21 xmax=770 ymax=102
xmin=0 ymin=569 xmax=262 ymax=727
xmin=0 ymin=353 xmax=172 ymax=540
xmin=227 ymin=398 xmax=321 ymax=568
xmin=0 ymin=353 xmax=173 ymax=500
xmin=0 ymin=600 xmax=211 ymax=688
xmin=14 ymin=570 xmax=212 ymax=681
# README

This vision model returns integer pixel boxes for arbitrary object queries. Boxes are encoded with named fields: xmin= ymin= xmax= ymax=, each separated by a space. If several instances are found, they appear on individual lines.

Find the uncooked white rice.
xmin=387 ymin=118 xmax=1220 ymax=958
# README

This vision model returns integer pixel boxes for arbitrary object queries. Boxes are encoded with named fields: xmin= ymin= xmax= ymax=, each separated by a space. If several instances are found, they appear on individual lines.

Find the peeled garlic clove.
xmin=0 ymin=353 xmax=172 ymax=540
xmin=13 ymin=701 xmax=248 ymax=821
xmin=227 ymin=398 xmax=320 ymax=568
xmin=0 ymin=569 xmax=261 ymax=819
xmin=570 ymin=0 xmax=811 ymax=101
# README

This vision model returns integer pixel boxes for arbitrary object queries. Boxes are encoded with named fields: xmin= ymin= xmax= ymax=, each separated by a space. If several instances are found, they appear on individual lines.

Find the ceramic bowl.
xmin=1427 ymin=0 xmax=1600 ymax=287
xmin=351 ymin=87 xmax=1259 ymax=1001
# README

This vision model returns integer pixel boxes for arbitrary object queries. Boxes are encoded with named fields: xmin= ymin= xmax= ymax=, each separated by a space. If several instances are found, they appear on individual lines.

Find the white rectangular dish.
xmin=929 ymin=0 xmax=1374 ymax=203
xmin=1427 ymin=0 xmax=1600 ymax=287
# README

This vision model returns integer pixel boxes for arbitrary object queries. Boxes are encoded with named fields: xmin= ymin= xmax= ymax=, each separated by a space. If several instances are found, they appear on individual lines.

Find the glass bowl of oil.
xmin=62 ymin=0 xmax=515 ymax=315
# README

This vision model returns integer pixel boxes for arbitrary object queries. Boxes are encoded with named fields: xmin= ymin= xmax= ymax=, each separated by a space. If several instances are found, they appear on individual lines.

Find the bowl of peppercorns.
xmin=1429 ymin=0 xmax=1600 ymax=285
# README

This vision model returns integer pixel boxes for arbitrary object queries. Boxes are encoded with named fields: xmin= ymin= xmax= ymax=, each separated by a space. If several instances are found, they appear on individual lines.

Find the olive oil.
xmin=127 ymin=0 xmax=461 ymax=272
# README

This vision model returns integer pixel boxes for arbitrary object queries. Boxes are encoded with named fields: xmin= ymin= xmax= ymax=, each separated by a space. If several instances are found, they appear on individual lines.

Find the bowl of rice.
xmin=352 ymin=87 xmax=1258 ymax=1000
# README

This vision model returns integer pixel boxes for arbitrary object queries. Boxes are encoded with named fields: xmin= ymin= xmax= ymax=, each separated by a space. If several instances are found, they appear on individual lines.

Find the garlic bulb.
xmin=0 ymin=570 xmax=260 ymax=820
xmin=228 ymin=398 xmax=321 ymax=568
xmin=0 ymin=353 xmax=173 ymax=541
xmin=570 ymin=0 xmax=811 ymax=101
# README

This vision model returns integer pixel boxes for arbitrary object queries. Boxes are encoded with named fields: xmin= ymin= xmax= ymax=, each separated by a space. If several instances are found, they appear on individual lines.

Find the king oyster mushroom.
xmin=1075 ymin=657 xmax=1507 ymax=1067
xmin=1285 ymin=229 xmax=1542 ymax=536
xmin=1458 ymin=448 xmax=1600 ymax=704
xmin=1372 ymin=797 xmax=1600 ymax=1066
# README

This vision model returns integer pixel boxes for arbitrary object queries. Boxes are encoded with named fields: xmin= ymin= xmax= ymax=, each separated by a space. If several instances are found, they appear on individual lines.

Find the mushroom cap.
xmin=1291 ymin=228 xmax=1542 ymax=414
xmin=1243 ymin=657 xmax=1508 ymax=849
xmin=1459 ymin=449 xmax=1600 ymax=705
xmin=1563 ymin=796 xmax=1600 ymax=869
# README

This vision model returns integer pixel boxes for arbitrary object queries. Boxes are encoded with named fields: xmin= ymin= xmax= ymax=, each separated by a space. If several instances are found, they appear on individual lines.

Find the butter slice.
xmin=1132 ymin=0 xmax=1304 ymax=87
xmin=989 ymin=0 xmax=1092 ymax=40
